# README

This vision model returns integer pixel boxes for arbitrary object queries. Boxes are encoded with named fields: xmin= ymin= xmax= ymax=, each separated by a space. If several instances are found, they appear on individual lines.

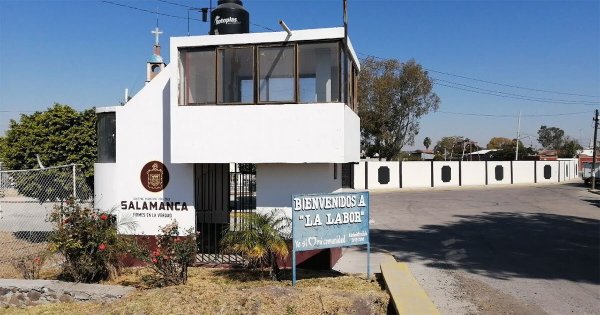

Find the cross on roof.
xmin=151 ymin=27 xmax=163 ymax=46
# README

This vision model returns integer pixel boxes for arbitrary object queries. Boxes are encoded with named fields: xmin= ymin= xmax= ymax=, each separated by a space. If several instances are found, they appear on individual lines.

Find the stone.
xmin=0 ymin=288 xmax=10 ymax=295
xmin=73 ymin=292 xmax=90 ymax=300
xmin=8 ymin=293 xmax=25 ymax=307
xmin=58 ymin=293 xmax=73 ymax=303
xmin=27 ymin=290 xmax=42 ymax=301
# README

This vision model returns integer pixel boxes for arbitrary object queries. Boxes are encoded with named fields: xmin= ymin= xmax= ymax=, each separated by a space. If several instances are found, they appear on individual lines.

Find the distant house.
xmin=465 ymin=149 xmax=498 ymax=161
xmin=534 ymin=150 xmax=558 ymax=161
xmin=410 ymin=149 xmax=434 ymax=160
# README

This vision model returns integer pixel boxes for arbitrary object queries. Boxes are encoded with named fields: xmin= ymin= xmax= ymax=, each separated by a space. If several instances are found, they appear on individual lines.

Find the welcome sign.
xmin=292 ymin=192 xmax=370 ymax=250
xmin=291 ymin=191 xmax=370 ymax=285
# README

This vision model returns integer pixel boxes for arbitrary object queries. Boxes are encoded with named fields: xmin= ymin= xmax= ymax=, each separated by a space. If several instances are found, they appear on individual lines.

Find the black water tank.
xmin=210 ymin=0 xmax=249 ymax=35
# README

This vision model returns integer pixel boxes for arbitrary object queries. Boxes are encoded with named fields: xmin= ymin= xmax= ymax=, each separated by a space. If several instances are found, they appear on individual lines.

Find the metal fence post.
xmin=72 ymin=164 xmax=77 ymax=199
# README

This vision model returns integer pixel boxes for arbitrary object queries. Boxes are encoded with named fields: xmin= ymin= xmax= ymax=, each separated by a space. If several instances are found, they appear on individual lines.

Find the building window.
xmin=181 ymin=48 xmax=216 ymax=105
xmin=340 ymin=47 xmax=347 ymax=104
xmin=258 ymin=45 xmax=295 ymax=103
xmin=218 ymin=47 xmax=254 ymax=104
xmin=97 ymin=112 xmax=116 ymax=163
xmin=298 ymin=42 xmax=340 ymax=103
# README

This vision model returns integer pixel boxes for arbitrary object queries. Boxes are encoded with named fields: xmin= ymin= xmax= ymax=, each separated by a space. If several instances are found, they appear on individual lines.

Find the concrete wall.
xmin=512 ymin=161 xmax=535 ymax=184
xmin=486 ymin=161 xmax=512 ymax=185
xmin=354 ymin=159 xmax=579 ymax=191
xmin=170 ymin=103 xmax=359 ymax=163
xmin=256 ymin=163 xmax=342 ymax=218
xmin=401 ymin=162 xmax=432 ymax=188
xmin=461 ymin=161 xmax=486 ymax=186
xmin=95 ymin=65 xmax=196 ymax=236
xmin=433 ymin=161 xmax=460 ymax=187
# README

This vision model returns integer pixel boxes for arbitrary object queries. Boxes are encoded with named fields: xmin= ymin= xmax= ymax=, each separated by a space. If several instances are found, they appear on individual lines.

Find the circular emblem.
xmin=140 ymin=161 xmax=169 ymax=192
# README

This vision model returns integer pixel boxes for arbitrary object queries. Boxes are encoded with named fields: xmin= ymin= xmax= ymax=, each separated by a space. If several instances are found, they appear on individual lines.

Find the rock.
xmin=27 ymin=291 xmax=41 ymax=301
xmin=73 ymin=292 xmax=90 ymax=300
xmin=8 ymin=293 xmax=25 ymax=307
xmin=58 ymin=293 xmax=73 ymax=303
xmin=0 ymin=288 xmax=10 ymax=295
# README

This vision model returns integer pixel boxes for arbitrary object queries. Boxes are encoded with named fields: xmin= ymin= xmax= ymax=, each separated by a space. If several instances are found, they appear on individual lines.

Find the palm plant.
xmin=221 ymin=210 xmax=290 ymax=280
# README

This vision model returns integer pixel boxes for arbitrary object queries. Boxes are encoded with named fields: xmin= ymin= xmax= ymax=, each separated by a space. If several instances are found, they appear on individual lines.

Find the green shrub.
xmin=48 ymin=199 xmax=128 ymax=282
xmin=221 ymin=211 xmax=290 ymax=281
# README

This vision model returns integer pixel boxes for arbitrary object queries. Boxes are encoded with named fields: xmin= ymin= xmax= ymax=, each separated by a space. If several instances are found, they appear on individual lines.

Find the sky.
xmin=0 ymin=0 xmax=598 ymax=151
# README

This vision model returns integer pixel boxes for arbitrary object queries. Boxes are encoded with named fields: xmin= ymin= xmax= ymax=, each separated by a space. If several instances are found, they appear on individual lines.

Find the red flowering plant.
xmin=133 ymin=220 xmax=197 ymax=287
xmin=48 ymin=198 xmax=130 ymax=282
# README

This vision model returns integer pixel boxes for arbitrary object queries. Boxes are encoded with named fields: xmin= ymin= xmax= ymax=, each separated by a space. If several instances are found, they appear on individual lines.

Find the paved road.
xmin=369 ymin=183 xmax=600 ymax=314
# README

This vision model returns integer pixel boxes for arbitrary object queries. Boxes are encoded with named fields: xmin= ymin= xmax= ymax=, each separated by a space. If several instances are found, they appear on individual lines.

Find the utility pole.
xmin=515 ymin=111 xmax=521 ymax=161
xmin=592 ymin=109 xmax=598 ymax=190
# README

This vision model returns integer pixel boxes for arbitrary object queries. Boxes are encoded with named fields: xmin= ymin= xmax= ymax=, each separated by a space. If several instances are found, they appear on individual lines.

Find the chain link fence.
xmin=0 ymin=164 xmax=92 ymax=277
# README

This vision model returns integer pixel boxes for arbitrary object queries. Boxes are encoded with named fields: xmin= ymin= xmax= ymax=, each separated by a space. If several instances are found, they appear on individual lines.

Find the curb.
xmin=380 ymin=261 xmax=440 ymax=315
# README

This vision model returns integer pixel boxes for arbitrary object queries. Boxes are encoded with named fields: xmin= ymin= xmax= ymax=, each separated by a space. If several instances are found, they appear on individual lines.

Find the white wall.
xmin=401 ymin=161 xmax=432 ymax=188
xmin=433 ymin=161 xmax=460 ymax=187
xmin=256 ymin=163 xmax=342 ymax=218
xmin=367 ymin=162 xmax=399 ymax=189
xmin=96 ymin=65 xmax=196 ymax=236
xmin=353 ymin=159 xmax=579 ymax=190
xmin=353 ymin=162 xmax=366 ymax=190
xmin=170 ymin=104 xmax=359 ymax=163
xmin=536 ymin=161 xmax=559 ymax=183
xmin=94 ymin=163 xmax=117 ymax=211
xmin=512 ymin=161 xmax=535 ymax=184
xmin=461 ymin=161 xmax=486 ymax=186
xmin=486 ymin=161 xmax=512 ymax=185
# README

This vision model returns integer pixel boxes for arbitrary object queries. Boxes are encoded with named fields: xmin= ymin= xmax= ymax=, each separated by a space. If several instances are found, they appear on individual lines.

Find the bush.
xmin=11 ymin=252 xmax=48 ymax=279
xmin=221 ymin=211 xmax=290 ymax=281
xmin=48 ymin=199 xmax=128 ymax=282
xmin=134 ymin=221 xmax=197 ymax=287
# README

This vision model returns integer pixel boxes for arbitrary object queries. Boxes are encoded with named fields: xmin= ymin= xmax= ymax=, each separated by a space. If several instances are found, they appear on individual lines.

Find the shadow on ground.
xmin=371 ymin=212 xmax=599 ymax=284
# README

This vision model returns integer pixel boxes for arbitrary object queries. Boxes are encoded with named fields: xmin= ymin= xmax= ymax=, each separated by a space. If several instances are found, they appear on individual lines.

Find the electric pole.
xmin=515 ymin=111 xmax=521 ymax=161
xmin=592 ymin=109 xmax=598 ymax=190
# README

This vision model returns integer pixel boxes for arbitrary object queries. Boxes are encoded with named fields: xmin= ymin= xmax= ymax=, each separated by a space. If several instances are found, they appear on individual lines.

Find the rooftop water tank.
xmin=210 ymin=0 xmax=249 ymax=35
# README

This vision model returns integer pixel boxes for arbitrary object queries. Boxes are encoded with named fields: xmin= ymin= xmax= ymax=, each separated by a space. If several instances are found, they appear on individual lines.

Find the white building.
xmin=94 ymin=0 xmax=360 ymax=266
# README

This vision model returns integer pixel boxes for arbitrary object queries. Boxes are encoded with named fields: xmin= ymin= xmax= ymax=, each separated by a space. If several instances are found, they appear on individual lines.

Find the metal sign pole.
xmin=292 ymin=249 xmax=297 ymax=286
xmin=367 ymin=242 xmax=371 ymax=280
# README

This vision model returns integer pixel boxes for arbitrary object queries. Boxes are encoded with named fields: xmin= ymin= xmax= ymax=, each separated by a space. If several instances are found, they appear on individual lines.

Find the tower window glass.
xmin=218 ymin=47 xmax=255 ymax=104
xmin=258 ymin=45 xmax=295 ymax=103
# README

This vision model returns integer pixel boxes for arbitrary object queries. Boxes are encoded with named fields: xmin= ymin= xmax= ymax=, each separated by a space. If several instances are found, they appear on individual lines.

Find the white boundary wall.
xmin=354 ymin=159 xmax=579 ymax=190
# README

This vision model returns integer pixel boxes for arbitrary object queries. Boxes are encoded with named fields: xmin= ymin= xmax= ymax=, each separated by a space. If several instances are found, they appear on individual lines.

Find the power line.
xmin=102 ymin=0 xmax=200 ymax=21
xmin=157 ymin=0 xmax=277 ymax=31
xmin=435 ymin=82 xmax=598 ymax=106
xmin=357 ymin=52 xmax=599 ymax=99
xmin=435 ymin=78 xmax=598 ymax=105
xmin=436 ymin=110 xmax=591 ymax=118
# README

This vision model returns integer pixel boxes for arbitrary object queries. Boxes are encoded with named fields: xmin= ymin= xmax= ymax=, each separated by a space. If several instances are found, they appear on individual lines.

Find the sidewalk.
xmin=332 ymin=246 xmax=395 ymax=276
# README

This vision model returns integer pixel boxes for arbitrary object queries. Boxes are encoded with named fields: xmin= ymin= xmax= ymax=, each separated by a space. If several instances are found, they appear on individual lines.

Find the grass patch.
xmin=3 ymin=267 xmax=389 ymax=314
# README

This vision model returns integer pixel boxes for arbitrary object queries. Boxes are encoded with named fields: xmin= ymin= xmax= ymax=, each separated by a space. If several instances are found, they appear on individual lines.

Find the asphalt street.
xmin=369 ymin=183 xmax=600 ymax=314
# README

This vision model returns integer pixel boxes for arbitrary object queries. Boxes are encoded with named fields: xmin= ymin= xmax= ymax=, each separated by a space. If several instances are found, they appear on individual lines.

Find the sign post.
xmin=291 ymin=191 xmax=370 ymax=286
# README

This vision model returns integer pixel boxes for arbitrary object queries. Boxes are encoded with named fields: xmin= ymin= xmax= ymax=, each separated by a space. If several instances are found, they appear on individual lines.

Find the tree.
xmin=0 ymin=104 xmax=96 ymax=193
xmin=221 ymin=211 xmax=290 ymax=281
xmin=433 ymin=136 xmax=464 ymax=160
xmin=537 ymin=125 xmax=565 ymax=149
xmin=487 ymin=137 xmax=513 ymax=149
xmin=358 ymin=57 xmax=440 ymax=160
xmin=423 ymin=137 xmax=432 ymax=150
xmin=558 ymin=137 xmax=582 ymax=158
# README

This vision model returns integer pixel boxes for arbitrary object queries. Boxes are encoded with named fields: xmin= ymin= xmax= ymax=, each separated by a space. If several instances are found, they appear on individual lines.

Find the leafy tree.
xmin=221 ymin=211 xmax=290 ymax=281
xmin=537 ymin=125 xmax=565 ymax=149
xmin=487 ymin=137 xmax=514 ymax=149
xmin=423 ymin=137 xmax=432 ymax=150
xmin=0 ymin=104 xmax=96 ymax=199
xmin=489 ymin=140 xmax=531 ymax=160
xmin=358 ymin=57 xmax=440 ymax=160
xmin=558 ymin=137 xmax=582 ymax=158
xmin=433 ymin=136 xmax=480 ymax=160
